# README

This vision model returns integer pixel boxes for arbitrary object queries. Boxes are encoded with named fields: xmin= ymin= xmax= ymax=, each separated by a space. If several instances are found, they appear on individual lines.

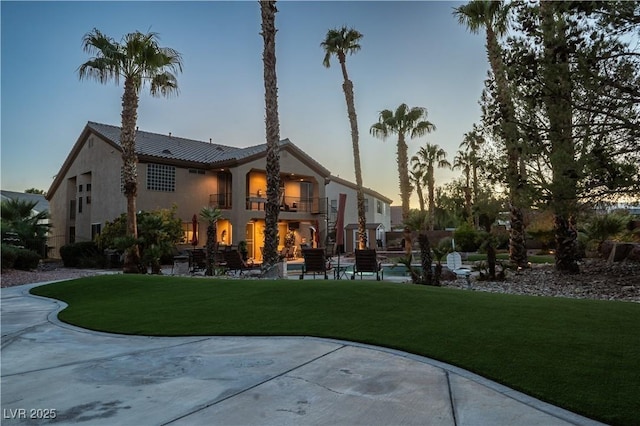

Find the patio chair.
xmin=189 ymin=249 xmax=206 ymax=274
xmin=223 ymin=250 xmax=259 ymax=276
xmin=300 ymin=248 xmax=330 ymax=279
xmin=352 ymin=249 xmax=383 ymax=281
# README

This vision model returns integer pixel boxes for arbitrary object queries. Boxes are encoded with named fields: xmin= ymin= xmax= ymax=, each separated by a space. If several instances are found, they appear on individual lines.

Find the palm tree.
xmin=452 ymin=150 xmax=473 ymax=224
xmin=409 ymin=167 xmax=426 ymax=212
xmin=370 ymin=104 xmax=436 ymax=222
xmin=260 ymin=0 xmax=282 ymax=271
xmin=459 ymin=126 xmax=485 ymax=207
xmin=1 ymin=198 xmax=50 ymax=256
xmin=454 ymin=1 xmax=528 ymax=268
xmin=200 ymin=207 xmax=223 ymax=276
xmin=78 ymin=28 xmax=183 ymax=273
xmin=411 ymin=144 xmax=451 ymax=231
xmin=322 ymin=27 xmax=367 ymax=249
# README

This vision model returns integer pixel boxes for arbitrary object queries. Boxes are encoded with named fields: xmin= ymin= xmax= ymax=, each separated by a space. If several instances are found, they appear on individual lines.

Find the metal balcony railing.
xmin=245 ymin=195 xmax=327 ymax=214
xmin=209 ymin=193 xmax=232 ymax=209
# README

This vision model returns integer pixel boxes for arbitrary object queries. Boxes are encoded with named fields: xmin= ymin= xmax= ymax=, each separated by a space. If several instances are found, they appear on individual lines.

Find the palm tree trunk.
xmin=415 ymin=181 xmax=425 ymax=212
xmin=427 ymin=165 xmax=435 ymax=231
xmin=397 ymin=133 xmax=411 ymax=222
xmin=261 ymin=0 xmax=282 ymax=269
xmin=486 ymin=26 xmax=528 ymax=268
xmin=121 ymin=77 xmax=141 ymax=273
xmin=340 ymin=67 xmax=367 ymax=249
xmin=418 ymin=231 xmax=433 ymax=285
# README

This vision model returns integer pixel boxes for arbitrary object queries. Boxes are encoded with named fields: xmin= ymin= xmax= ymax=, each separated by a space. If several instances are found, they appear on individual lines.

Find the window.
xmin=189 ymin=168 xmax=205 ymax=175
xmin=91 ymin=223 xmax=102 ymax=240
xmin=330 ymin=199 xmax=337 ymax=213
xmin=69 ymin=226 xmax=76 ymax=244
xmin=78 ymin=184 xmax=83 ymax=192
xmin=377 ymin=200 xmax=383 ymax=214
xmin=147 ymin=163 xmax=175 ymax=192
xmin=86 ymin=183 xmax=92 ymax=191
xmin=364 ymin=198 xmax=369 ymax=213
xmin=69 ymin=200 xmax=76 ymax=220
xmin=78 ymin=197 xmax=83 ymax=213
xmin=86 ymin=195 xmax=91 ymax=205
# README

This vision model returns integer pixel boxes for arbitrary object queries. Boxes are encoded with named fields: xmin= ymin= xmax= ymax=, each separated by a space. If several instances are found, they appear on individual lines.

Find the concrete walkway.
xmin=1 ymin=281 xmax=604 ymax=426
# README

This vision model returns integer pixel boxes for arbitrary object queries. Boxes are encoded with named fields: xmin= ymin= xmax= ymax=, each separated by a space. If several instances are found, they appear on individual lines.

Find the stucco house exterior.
xmin=325 ymin=175 xmax=392 ymax=253
xmin=46 ymin=122 xmax=392 ymax=262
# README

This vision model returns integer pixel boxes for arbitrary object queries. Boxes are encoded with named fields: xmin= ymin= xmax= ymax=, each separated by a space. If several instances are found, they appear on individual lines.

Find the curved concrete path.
xmin=1 ymin=282 xmax=604 ymax=426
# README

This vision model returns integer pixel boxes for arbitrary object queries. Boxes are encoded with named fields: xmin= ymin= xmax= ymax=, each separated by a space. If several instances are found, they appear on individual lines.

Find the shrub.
xmin=13 ymin=248 xmax=41 ymax=270
xmin=60 ymin=241 xmax=102 ymax=268
xmin=1 ymin=244 xmax=41 ymax=270
xmin=453 ymin=222 xmax=480 ymax=252
xmin=1 ymin=243 xmax=19 ymax=269
xmin=586 ymin=212 xmax=631 ymax=245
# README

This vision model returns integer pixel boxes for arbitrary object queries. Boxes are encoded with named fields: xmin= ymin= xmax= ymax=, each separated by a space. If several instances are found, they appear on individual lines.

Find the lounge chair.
xmin=300 ymin=248 xmax=330 ymax=279
xmin=223 ymin=250 xmax=259 ymax=276
xmin=352 ymin=249 xmax=383 ymax=281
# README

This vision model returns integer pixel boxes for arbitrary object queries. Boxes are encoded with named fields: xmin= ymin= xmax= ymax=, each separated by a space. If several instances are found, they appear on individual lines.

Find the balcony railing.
xmin=209 ymin=193 xmax=232 ymax=209
xmin=246 ymin=195 xmax=326 ymax=214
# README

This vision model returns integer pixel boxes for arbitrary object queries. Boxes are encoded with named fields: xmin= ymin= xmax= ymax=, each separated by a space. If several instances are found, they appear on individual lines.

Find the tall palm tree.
xmin=409 ymin=166 xmax=426 ymax=212
xmin=459 ymin=126 xmax=485 ymax=206
xmin=322 ymin=27 xmax=367 ymax=249
xmin=79 ymin=29 xmax=183 ymax=273
xmin=260 ymin=0 xmax=282 ymax=270
xmin=452 ymin=149 xmax=473 ymax=224
xmin=411 ymin=144 xmax=451 ymax=231
xmin=200 ymin=207 xmax=223 ymax=276
xmin=454 ymin=1 xmax=528 ymax=268
xmin=370 ymin=104 xmax=436 ymax=222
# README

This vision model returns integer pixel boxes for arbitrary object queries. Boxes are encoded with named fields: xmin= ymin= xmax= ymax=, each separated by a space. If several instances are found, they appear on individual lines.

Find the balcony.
xmin=209 ymin=193 xmax=232 ymax=210
xmin=246 ymin=195 xmax=327 ymax=214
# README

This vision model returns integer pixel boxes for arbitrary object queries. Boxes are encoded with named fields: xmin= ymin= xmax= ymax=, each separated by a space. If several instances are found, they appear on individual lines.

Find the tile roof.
xmin=86 ymin=122 xmax=330 ymax=175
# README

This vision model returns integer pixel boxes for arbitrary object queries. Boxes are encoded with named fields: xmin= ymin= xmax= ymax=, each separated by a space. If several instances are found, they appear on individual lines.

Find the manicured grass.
xmin=466 ymin=253 xmax=555 ymax=264
xmin=31 ymin=275 xmax=639 ymax=425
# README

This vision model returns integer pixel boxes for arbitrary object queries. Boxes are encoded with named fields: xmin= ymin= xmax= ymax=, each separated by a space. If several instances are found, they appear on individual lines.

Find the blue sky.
xmin=1 ymin=1 xmax=488 ymax=208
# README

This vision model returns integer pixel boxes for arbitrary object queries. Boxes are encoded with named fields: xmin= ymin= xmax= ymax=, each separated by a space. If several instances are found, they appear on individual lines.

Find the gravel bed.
xmin=2 ymin=259 xmax=638 ymax=303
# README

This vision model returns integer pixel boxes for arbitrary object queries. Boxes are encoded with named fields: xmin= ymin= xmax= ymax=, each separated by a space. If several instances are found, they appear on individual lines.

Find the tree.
xmin=370 ymin=104 xmax=436 ymax=222
xmin=25 ymin=188 xmax=46 ymax=195
xmin=409 ymin=167 xmax=426 ymax=212
xmin=411 ymin=144 xmax=451 ymax=231
xmin=459 ymin=125 xmax=486 ymax=226
xmin=260 ymin=0 xmax=282 ymax=270
xmin=454 ymin=0 xmax=528 ymax=268
xmin=322 ymin=27 xmax=367 ymax=249
xmin=0 ymin=198 xmax=50 ymax=255
xmin=452 ymin=149 xmax=473 ymax=225
xmin=200 ymin=207 xmax=223 ymax=276
xmin=78 ymin=28 xmax=183 ymax=273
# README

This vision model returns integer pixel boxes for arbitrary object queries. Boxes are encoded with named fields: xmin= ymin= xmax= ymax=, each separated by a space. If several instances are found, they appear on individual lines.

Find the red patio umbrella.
xmin=191 ymin=214 xmax=198 ymax=247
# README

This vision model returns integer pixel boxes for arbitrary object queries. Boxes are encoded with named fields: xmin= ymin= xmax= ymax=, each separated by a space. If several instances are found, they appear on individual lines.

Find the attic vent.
xmin=162 ymin=149 xmax=172 ymax=155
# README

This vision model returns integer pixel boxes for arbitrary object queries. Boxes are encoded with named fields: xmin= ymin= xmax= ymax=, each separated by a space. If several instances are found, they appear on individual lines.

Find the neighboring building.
xmin=325 ymin=175 xmax=392 ymax=253
xmin=46 ymin=122 xmax=390 ymax=261
xmin=390 ymin=205 xmax=404 ymax=230
xmin=1 ymin=190 xmax=50 ymax=216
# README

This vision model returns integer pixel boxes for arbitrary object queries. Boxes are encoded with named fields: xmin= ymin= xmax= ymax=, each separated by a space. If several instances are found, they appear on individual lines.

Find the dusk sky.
xmin=1 ymin=1 xmax=488 ymax=208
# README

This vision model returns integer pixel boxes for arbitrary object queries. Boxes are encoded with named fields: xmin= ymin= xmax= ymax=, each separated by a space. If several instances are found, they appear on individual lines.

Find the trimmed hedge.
xmin=59 ymin=242 xmax=103 ymax=268
xmin=1 ymin=244 xmax=41 ymax=270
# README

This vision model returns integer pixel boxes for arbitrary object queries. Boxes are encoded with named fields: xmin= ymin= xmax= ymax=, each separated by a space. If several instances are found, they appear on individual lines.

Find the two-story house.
xmin=46 ymin=122 xmax=332 ymax=262
xmin=325 ymin=175 xmax=392 ymax=253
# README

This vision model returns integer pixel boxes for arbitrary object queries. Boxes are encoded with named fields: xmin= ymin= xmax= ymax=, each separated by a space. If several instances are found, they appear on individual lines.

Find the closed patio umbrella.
xmin=191 ymin=214 xmax=198 ymax=247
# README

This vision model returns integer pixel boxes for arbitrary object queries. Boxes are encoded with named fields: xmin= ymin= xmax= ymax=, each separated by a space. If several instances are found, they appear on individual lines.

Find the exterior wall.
xmin=48 ymin=128 xmax=346 ymax=262
xmin=227 ymin=147 xmax=327 ymax=260
xmin=48 ymin=133 xmax=125 ymax=256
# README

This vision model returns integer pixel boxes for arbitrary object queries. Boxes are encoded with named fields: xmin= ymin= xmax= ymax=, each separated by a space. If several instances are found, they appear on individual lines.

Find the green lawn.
xmin=31 ymin=275 xmax=639 ymax=425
